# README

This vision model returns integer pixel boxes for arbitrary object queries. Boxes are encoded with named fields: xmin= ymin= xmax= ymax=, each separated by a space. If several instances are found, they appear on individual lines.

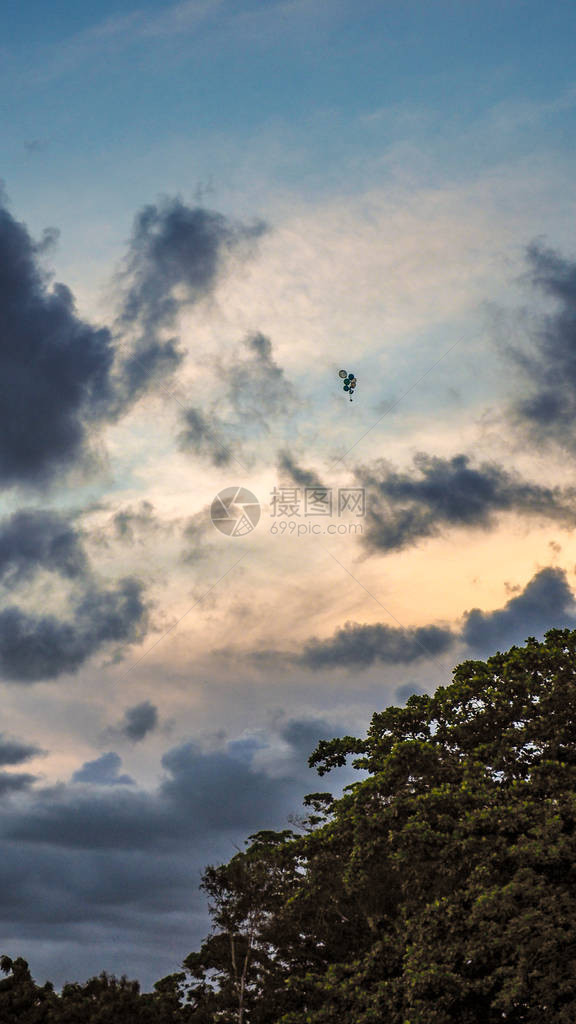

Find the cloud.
xmin=0 ymin=510 xmax=87 ymax=585
xmin=0 ymin=188 xmax=270 ymax=484
xmin=0 ymin=194 xmax=267 ymax=488
xmin=111 ymin=336 xmax=184 ymax=412
xmin=107 ymin=199 xmax=267 ymax=416
xmin=295 ymin=568 xmax=576 ymax=671
xmin=0 ymin=771 xmax=38 ymax=797
xmin=89 ymin=501 xmax=183 ymax=553
xmin=223 ymin=332 xmax=296 ymax=425
xmin=0 ymin=714 xmax=347 ymax=987
xmin=277 ymin=450 xmax=325 ymax=488
xmin=0 ymin=577 xmax=148 ymax=683
xmin=116 ymin=701 xmax=159 ymax=742
xmin=119 ymin=199 xmax=266 ymax=336
xmin=3 ymin=720 xmax=324 ymax=851
xmin=395 ymin=682 xmax=428 ymax=703
xmin=0 ymin=200 xmax=116 ymax=487
xmin=160 ymin=740 xmax=294 ymax=831
xmin=299 ymin=620 xmax=455 ymax=669
xmin=178 ymin=406 xmax=236 ymax=466
xmin=72 ymin=753 xmax=135 ymax=786
xmin=0 ymin=511 xmax=149 ymax=683
xmin=461 ymin=566 xmax=576 ymax=653
xmin=112 ymin=502 xmax=160 ymax=543
xmin=508 ymin=241 xmax=576 ymax=451
xmin=0 ymin=735 xmax=44 ymax=766
xmin=110 ymin=199 xmax=267 ymax=414
xmin=277 ymin=716 xmax=344 ymax=758
xmin=179 ymin=332 xmax=293 ymax=465
xmin=32 ymin=0 xmax=224 ymax=85
xmin=357 ymin=453 xmax=576 ymax=554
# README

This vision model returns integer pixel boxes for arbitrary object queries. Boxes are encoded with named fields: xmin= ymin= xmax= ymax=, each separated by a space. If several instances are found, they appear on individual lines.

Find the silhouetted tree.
xmin=0 ymin=956 xmax=55 ymax=1023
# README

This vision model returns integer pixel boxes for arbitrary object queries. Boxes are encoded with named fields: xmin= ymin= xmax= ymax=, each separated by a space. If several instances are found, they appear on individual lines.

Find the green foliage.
xmin=182 ymin=629 xmax=576 ymax=1023
xmin=0 ymin=955 xmax=56 ymax=1023
xmin=0 ymin=958 xmax=194 ymax=1023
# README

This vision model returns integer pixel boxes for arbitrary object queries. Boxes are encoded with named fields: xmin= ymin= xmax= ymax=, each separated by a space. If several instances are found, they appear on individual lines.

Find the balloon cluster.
xmin=338 ymin=369 xmax=357 ymax=400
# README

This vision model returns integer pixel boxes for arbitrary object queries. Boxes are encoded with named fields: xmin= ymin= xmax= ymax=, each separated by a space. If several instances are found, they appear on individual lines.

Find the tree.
xmin=0 ymin=958 xmax=195 ymax=1023
xmin=0 ymin=956 xmax=55 ymax=1023
xmin=55 ymin=970 xmax=196 ymax=1023
xmin=180 ymin=830 xmax=306 ymax=1023
xmin=182 ymin=629 xmax=576 ymax=1023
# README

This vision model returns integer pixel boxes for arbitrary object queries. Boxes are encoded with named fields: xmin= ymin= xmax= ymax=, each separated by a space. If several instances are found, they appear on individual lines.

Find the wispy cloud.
xmin=507 ymin=241 xmax=576 ymax=452
xmin=27 ymin=0 xmax=224 ymax=85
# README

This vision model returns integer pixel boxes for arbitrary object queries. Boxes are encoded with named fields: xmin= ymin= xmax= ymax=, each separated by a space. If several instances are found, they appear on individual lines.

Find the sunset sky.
xmin=2 ymin=0 xmax=576 ymax=990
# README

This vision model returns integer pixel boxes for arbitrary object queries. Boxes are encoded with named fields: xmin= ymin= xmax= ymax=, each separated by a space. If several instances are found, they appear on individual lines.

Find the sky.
xmin=2 ymin=0 xmax=576 ymax=991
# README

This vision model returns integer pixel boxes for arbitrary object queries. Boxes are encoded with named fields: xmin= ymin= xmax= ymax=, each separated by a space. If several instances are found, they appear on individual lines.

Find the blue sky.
xmin=5 ymin=0 xmax=576 ymax=222
xmin=2 ymin=0 xmax=576 ymax=994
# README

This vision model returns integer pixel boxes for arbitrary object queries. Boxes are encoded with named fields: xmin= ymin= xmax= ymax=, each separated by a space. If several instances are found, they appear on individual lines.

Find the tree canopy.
xmin=176 ymin=629 xmax=576 ymax=1023
xmin=4 ymin=628 xmax=576 ymax=1022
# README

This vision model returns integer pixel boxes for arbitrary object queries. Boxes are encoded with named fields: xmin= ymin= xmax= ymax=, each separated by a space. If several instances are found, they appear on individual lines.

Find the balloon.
xmin=338 ymin=369 xmax=358 ymax=400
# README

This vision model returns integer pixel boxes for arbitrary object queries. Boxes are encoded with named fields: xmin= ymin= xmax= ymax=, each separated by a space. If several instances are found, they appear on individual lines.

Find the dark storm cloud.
xmin=277 ymin=717 xmax=344 ymax=757
xmin=0 ymin=200 xmax=115 ymax=486
xmin=461 ymin=566 xmax=576 ymax=653
xmin=0 ymin=771 xmax=37 ymax=796
xmin=0 ymin=194 xmax=266 ymax=488
xmin=0 ymin=510 xmax=87 ymax=584
xmin=3 ymin=724 xmax=311 ymax=851
xmin=72 ymin=752 xmax=135 ymax=786
xmin=0 ymin=576 xmax=148 ymax=682
xmin=0 ymin=717 xmax=354 ymax=986
xmin=119 ymin=199 xmax=267 ymax=334
xmin=509 ymin=242 xmax=576 ymax=449
xmin=358 ymin=453 xmax=576 ymax=554
xmin=0 ymin=734 xmax=44 ymax=766
xmin=160 ymin=741 xmax=293 ymax=831
xmin=117 ymin=701 xmax=159 ymax=742
xmin=300 ymin=621 xmax=456 ymax=669
xmin=0 ymin=510 xmax=149 ymax=683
